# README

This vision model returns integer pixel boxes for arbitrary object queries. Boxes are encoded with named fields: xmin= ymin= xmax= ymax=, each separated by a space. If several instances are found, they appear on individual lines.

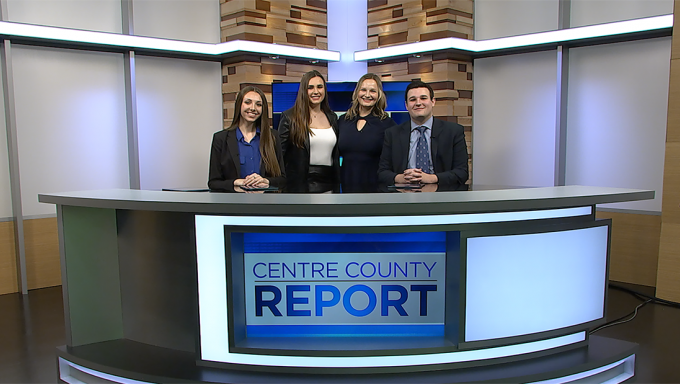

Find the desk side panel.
xmin=116 ymin=210 xmax=198 ymax=353
xmin=61 ymin=206 xmax=123 ymax=346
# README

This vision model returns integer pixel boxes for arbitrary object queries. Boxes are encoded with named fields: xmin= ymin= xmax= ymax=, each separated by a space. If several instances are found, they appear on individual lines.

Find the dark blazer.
xmin=277 ymin=107 xmax=340 ymax=190
xmin=377 ymin=118 xmax=469 ymax=187
xmin=208 ymin=128 xmax=286 ymax=192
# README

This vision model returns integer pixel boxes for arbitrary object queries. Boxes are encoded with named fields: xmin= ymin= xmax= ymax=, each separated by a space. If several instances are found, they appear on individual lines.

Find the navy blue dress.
xmin=338 ymin=113 xmax=396 ymax=192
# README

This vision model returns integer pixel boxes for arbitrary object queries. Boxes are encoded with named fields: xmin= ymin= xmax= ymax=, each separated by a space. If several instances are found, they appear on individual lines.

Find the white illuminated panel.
xmin=0 ymin=21 xmax=340 ymax=61
xmin=354 ymin=15 xmax=672 ymax=61
xmin=327 ymin=0 xmax=368 ymax=81
xmin=194 ymin=207 xmax=590 ymax=229
xmin=196 ymin=212 xmax=589 ymax=367
xmin=465 ymin=226 xmax=608 ymax=342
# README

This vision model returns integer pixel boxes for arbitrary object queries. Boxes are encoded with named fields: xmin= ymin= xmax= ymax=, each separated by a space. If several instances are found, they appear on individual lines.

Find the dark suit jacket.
xmin=208 ymin=128 xmax=286 ymax=192
xmin=277 ymin=108 xmax=340 ymax=190
xmin=377 ymin=118 xmax=469 ymax=187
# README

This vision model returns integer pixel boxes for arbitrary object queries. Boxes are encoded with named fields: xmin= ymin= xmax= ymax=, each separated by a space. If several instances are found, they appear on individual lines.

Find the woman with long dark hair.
xmin=338 ymin=73 xmax=395 ymax=192
xmin=278 ymin=70 xmax=339 ymax=192
xmin=208 ymin=86 xmax=285 ymax=192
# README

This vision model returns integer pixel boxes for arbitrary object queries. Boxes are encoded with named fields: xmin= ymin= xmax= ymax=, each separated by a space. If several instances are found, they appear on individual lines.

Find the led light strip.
xmin=59 ymin=357 xmax=152 ymax=384
xmin=0 ymin=21 xmax=340 ymax=61
xmin=354 ymin=14 xmax=673 ymax=61
xmin=211 ymin=332 xmax=586 ymax=368
xmin=528 ymin=355 xmax=635 ymax=384
xmin=60 ymin=343 xmax=629 ymax=381
xmin=194 ymin=206 xmax=591 ymax=228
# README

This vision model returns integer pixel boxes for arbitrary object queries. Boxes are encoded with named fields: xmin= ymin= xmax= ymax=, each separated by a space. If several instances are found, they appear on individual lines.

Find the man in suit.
xmin=378 ymin=80 xmax=469 ymax=189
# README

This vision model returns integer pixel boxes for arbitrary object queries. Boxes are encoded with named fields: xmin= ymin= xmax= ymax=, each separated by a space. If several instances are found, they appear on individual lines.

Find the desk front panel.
xmin=195 ymin=206 xmax=605 ymax=371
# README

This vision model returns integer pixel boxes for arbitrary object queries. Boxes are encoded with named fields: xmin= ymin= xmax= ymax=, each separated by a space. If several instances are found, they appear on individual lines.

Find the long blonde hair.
xmin=289 ymin=70 xmax=333 ymax=148
xmin=344 ymin=73 xmax=388 ymax=121
xmin=227 ymin=86 xmax=281 ymax=177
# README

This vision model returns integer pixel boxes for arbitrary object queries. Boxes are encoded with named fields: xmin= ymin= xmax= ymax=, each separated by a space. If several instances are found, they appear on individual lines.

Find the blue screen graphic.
xmin=240 ymin=232 xmax=449 ymax=337
xmin=271 ymin=81 xmax=410 ymax=129
xmin=243 ymin=232 xmax=446 ymax=253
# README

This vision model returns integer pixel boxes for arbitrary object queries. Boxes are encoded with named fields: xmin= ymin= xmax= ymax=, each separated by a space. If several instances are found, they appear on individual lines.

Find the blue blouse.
xmin=236 ymin=127 xmax=261 ymax=177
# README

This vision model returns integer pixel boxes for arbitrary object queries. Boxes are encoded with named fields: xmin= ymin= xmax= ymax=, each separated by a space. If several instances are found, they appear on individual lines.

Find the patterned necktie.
xmin=415 ymin=126 xmax=431 ymax=173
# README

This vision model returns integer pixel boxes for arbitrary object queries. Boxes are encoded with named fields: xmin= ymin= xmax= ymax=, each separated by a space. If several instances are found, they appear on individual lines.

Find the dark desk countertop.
xmin=38 ymin=186 xmax=654 ymax=216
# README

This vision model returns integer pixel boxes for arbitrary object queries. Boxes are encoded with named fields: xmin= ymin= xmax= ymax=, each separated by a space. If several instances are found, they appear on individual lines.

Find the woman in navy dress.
xmin=338 ymin=73 xmax=395 ymax=192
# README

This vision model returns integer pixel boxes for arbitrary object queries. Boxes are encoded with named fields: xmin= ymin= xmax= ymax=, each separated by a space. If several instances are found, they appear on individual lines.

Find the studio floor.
xmin=0 ymin=283 xmax=678 ymax=383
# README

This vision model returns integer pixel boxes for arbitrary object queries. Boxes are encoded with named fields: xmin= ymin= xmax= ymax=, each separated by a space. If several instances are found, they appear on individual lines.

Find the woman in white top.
xmin=278 ymin=70 xmax=339 ymax=192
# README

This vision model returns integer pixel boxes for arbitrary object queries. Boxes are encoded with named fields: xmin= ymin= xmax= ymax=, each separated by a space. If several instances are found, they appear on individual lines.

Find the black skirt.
xmin=307 ymin=165 xmax=334 ymax=193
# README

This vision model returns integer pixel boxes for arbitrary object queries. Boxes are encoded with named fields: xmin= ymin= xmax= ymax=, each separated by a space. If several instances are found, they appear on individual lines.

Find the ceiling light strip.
xmin=354 ymin=14 xmax=673 ymax=61
xmin=0 ymin=21 xmax=340 ymax=61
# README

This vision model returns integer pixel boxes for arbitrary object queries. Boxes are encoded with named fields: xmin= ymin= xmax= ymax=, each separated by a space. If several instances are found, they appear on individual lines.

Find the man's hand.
xmin=397 ymin=168 xmax=438 ymax=184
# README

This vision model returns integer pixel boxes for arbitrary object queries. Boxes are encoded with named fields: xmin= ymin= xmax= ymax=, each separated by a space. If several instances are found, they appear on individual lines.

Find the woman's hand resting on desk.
xmin=234 ymin=173 xmax=270 ymax=188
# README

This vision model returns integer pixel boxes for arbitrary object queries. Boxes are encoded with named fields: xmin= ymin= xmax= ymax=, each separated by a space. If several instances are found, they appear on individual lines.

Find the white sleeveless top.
xmin=309 ymin=128 xmax=336 ymax=166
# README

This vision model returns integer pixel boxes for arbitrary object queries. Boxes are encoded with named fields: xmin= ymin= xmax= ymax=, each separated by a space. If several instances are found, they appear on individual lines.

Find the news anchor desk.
xmin=38 ymin=186 xmax=653 ymax=383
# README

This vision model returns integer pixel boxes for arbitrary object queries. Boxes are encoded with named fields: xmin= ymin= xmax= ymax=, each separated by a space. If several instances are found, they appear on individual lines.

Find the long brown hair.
xmin=345 ymin=73 xmax=388 ymax=121
xmin=227 ymin=86 xmax=281 ymax=177
xmin=289 ymin=70 xmax=333 ymax=148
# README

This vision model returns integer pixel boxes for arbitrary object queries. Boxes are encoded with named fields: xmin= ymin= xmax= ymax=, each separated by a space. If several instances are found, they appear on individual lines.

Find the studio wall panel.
xmin=136 ymin=56 xmax=221 ymax=190
xmin=5 ymin=0 xmax=122 ymax=33
xmin=0 ymin=56 xmax=16 ymax=294
xmin=674 ymin=0 xmax=680 ymax=61
xmin=11 ymin=46 xmax=129 ymax=217
xmin=655 ymin=0 xmax=680 ymax=304
xmin=656 ymin=222 xmax=680 ymax=301
xmin=571 ymin=0 xmax=674 ymax=28
xmin=668 ymin=57 xmax=680 ymax=143
xmin=472 ymin=50 xmax=557 ymax=188
xmin=0 ymin=221 xmax=18 ymax=295
xmin=565 ymin=38 xmax=671 ymax=212
xmin=133 ymin=0 xmax=220 ymax=43
xmin=23 ymin=217 xmax=60 ymax=290
xmin=596 ymin=210 xmax=661 ymax=287
xmin=474 ymin=0 xmax=558 ymax=40
xmin=0 ymin=59 xmax=11 ymax=219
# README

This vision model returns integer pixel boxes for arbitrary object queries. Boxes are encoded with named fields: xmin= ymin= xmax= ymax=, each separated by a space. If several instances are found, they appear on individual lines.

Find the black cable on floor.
xmin=589 ymin=299 xmax=652 ymax=334
xmin=609 ymin=283 xmax=680 ymax=309
xmin=590 ymin=283 xmax=680 ymax=334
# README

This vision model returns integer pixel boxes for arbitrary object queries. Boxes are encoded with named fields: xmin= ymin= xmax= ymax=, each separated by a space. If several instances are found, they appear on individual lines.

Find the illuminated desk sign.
xmin=245 ymin=253 xmax=446 ymax=337
xmin=238 ymin=232 xmax=447 ymax=338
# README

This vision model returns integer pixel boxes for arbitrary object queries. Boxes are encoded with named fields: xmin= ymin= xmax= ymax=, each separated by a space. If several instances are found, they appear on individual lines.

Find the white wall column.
xmin=327 ymin=0 xmax=367 ymax=82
